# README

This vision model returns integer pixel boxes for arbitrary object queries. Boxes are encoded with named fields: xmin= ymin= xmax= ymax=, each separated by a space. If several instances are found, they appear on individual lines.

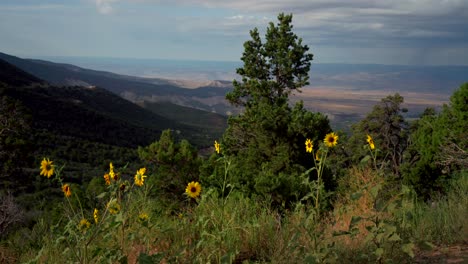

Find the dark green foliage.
xmin=141 ymin=101 xmax=227 ymax=147
xmin=402 ymin=83 xmax=468 ymax=196
xmin=0 ymin=58 xmax=44 ymax=87
xmin=2 ymin=85 xmax=166 ymax=148
xmin=349 ymin=93 xmax=409 ymax=176
xmin=0 ymin=96 xmax=34 ymax=192
xmin=138 ymin=130 xmax=201 ymax=203
xmin=217 ymin=13 xmax=331 ymax=205
xmin=226 ymin=13 xmax=313 ymax=107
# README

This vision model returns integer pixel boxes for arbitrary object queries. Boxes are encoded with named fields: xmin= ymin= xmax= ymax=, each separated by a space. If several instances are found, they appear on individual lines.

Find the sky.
xmin=1 ymin=0 xmax=468 ymax=65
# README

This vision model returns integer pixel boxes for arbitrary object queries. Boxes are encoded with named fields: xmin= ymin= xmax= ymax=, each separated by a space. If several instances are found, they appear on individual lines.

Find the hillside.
xmin=0 ymin=59 xmax=225 ymax=194
xmin=2 ymin=85 xmax=167 ymax=148
xmin=0 ymin=54 xmax=227 ymax=147
xmin=0 ymin=52 xmax=230 ymax=99
xmin=141 ymin=101 xmax=227 ymax=137
xmin=0 ymin=59 xmax=45 ymax=87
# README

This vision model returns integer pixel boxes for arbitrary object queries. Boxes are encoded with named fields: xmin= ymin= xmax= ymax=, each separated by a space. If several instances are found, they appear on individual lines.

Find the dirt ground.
xmin=414 ymin=243 xmax=468 ymax=263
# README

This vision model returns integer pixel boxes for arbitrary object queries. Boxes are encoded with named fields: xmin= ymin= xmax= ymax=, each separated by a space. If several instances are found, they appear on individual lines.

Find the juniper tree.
xmin=402 ymin=83 xmax=468 ymax=196
xmin=216 ymin=13 xmax=331 ymax=205
xmin=349 ymin=94 xmax=409 ymax=177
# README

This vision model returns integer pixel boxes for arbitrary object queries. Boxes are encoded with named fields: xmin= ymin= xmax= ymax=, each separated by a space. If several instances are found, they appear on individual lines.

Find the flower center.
xmin=191 ymin=187 xmax=197 ymax=193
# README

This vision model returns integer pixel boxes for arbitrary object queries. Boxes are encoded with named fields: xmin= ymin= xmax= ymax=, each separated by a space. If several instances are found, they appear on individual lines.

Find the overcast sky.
xmin=1 ymin=0 xmax=467 ymax=65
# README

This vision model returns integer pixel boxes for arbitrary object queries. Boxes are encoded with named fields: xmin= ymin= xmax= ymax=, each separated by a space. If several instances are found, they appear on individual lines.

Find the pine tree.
xmin=216 ymin=13 xmax=331 ymax=205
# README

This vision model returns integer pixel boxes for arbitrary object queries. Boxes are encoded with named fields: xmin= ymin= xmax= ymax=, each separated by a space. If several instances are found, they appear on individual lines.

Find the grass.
xmin=410 ymin=173 xmax=468 ymax=245
xmin=2 ymin=163 xmax=467 ymax=263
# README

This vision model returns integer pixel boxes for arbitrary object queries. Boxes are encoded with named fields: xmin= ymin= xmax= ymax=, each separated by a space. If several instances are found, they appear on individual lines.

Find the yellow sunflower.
xmin=185 ymin=181 xmax=202 ymax=199
xmin=324 ymin=132 xmax=339 ymax=148
xmin=214 ymin=140 xmax=221 ymax=154
xmin=40 ymin=158 xmax=54 ymax=178
xmin=367 ymin=134 xmax=375 ymax=150
xmin=134 ymin=168 xmax=147 ymax=187
xmin=93 ymin=208 xmax=99 ymax=223
xmin=315 ymin=150 xmax=321 ymax=161
xmin=62 ymin=184 xmax=72 ymax=198
xmin=305 ymin=138 xmax=313 ymax=153
xmin=138 ymin=213 xmax=149 ymax=223
xmin=78 ymin=218 xmax=91 ymax=232
xmin=103 ymin=173 xmax=110 ymax=185
xmin=107 ymin=199 xmax=121 ymax=215
xmin=109 ymin=162 xmax=118 ymax=181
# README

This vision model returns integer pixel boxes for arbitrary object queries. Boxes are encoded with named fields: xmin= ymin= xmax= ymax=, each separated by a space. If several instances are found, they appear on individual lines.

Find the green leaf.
xmin=370 ymin=184 xmax=381 ymax=198
xmin=401 ymin=243 xmax=415 ymax=258
xmin=114 ymin=213 xmax=124 ymax=223
xmin=376 ymin=233 xmax=384 ymax=242
xmin=360 ymin=155 xmax=371 ymax=164
xmin=350 ymin=192 xmax=363 ymax=201
xmin=350 ymin=216 xmax=362 ymax=227
xmin=96 ymin=192 xmax=107 ymax=199
xmin=387 ymin=202 xmax=397 ymax=212
xmin=388 ymin=233 xmax=401 ymax=241
xmin=419 ymin=241 xmax=435 ymax=250
xmin=304 ymin=255 xmax=317 ymax=264
xmin=374 ymin=248 xmax=384 ymax=258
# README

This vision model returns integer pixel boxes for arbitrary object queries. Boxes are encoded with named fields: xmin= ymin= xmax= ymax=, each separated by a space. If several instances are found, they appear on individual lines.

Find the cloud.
xmin=95 ymin=0 xmax=118 ymax=14
xmin=0 ymin=4 xmax=66 ymax=11
xmin=129 ymin=0 xmax=467 ymax=47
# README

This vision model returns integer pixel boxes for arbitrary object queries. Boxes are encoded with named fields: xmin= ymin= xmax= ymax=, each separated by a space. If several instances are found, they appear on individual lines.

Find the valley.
xmin=2 ymin=53 xmax=463 ymax=134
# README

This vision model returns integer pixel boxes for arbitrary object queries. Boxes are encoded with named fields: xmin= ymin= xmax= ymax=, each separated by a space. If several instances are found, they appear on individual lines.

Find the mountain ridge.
xmin=0 ymin=56 xmax=226 ymax=148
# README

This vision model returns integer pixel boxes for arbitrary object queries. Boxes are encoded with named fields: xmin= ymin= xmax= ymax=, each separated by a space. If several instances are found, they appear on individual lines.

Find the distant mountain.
xmin=309 ymin=63 xmax=468 ymax=94
xmin=0 ymin=59 xmax=45 ymax=87
xmin=40 ymin=55 xmax=468 ymax=95
xmin=4 ymin=52 xmax=464 ymax=134
xmin=0 ymin=52 xmax=230 ymax=99
xmin=0 ymin=58 xmax=224 ymax=148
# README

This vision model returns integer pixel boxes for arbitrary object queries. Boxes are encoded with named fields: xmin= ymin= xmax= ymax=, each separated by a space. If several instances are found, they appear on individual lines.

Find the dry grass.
xmin=327 ymin=167 xmax=388 ymax=248
xmin=293 ymin=87 xmax=449 ymax=116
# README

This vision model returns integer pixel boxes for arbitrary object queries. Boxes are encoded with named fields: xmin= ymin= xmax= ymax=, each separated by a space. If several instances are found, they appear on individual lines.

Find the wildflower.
xmin=185 ymin=181 xmax=202 ymax=199
xmin=40 ymin=158 xmax=54 ymax=178
xmin=367 ymin=134 xmax=375 ymax=150
xmin=103 ymin=173 xmax=110 ymax=185
xmin=93 ymin=208 xmax=99 ymax=223
xmin=134 ymin=168 xmax=147 ymax=186
xmin=305 ymin=138 xmax=313 ymax=153
xmin=107 ymin=199 xmax=120 ymax=215
xmin=315 ymin=150 xmax=321 ymax=161
xmin=324 ymin=132 xmax=338 ymax=148
xmin=138 ymin=213 xmax=149 ymax=223
xmin=214 ymin=140 xmax=220 ymax=154
xmin=109 ymin=162 xmax=118 ymax=181
xmin=119 ymin=183 xmax=126 ymax=191
xmin=78 ymin=218 xmax=91 ymax=232
xmin=62 ymin=184 xmax=72 ymax=198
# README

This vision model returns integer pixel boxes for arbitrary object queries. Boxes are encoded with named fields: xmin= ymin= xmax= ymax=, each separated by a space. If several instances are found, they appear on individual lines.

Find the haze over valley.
xmin=9 ymin=54 xmax=465 ymax=131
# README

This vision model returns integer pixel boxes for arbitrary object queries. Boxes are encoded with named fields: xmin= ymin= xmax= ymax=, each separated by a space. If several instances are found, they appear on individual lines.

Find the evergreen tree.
xmin=349 ymin=94 xmax=409 ymax=177
xmin=216 ymin=13 xmax=331 ymax=205
xmin=402 ymin=83 xmax=467 ymax=196
xmin=138 ymin=129 xmax=201 ymax=202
